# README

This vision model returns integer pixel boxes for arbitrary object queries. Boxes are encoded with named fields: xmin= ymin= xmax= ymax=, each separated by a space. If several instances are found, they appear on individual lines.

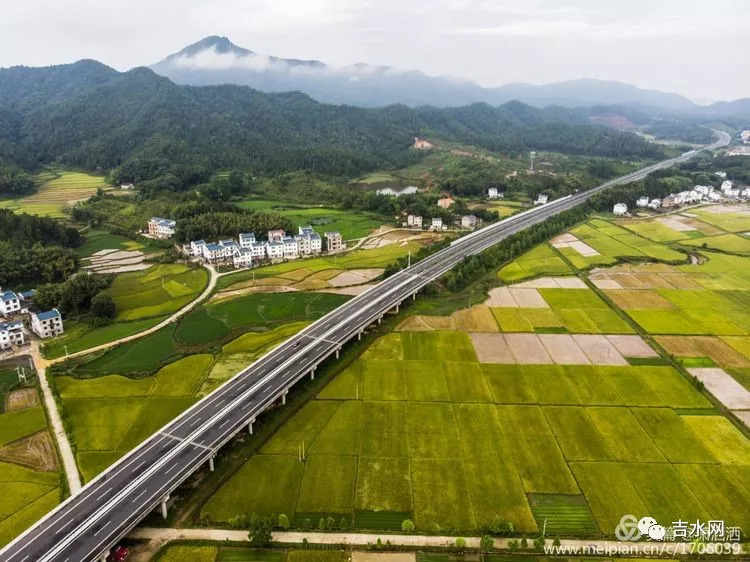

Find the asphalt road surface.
xmin=0 ymin=131 xmax=729 ymax=562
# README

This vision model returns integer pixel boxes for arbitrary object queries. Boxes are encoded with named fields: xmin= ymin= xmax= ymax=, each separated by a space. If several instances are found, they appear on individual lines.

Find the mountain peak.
xmin=175 ymin=36 xmax=253 ymax=58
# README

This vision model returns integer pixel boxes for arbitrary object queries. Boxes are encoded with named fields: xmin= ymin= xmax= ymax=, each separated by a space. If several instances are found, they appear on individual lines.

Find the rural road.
xmin=129 ymin=527 xmax=706 ymax=556
xmin=28 ymin=342 xmax=82 ymax=494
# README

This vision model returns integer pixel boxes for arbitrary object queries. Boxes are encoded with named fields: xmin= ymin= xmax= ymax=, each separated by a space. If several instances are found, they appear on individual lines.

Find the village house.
xmin=534 ymin=194 xmax=549 ymax=205
xmin=266 ymin=240 xmax=284 ymax=261
xmin=407 ymin=215 xmax=423 ymax=228
xmin=437 ymin=197 xmax=454 ymax=209
xmin=636 ymin=196 xmax=649 ymax=208
xmin=721 ymin=180 xmax=734 ymax=193
xmin=250 ymin=242 xmax=267 ymax=259
xmin=295 ymin=227 xmax=322 ymax=256
xmin=0 ymin=320 xmax=25 ymax=350
xmin=661 ymin=195 xmax=677 ymax=209
xmin=708 ymin=191 xmax=722 ymax=202
xmin=460 ymin=215 xmax=478 ymax=230
xmin=487 ymin=187 xmax=502 ymax=199
xmin=613 ymin=203 xmax=628 ymax=216
xmin=0 ymin=289 xmax=21 ymax=317
xmin=324 ymin=231 xmax=345 ymax=252
xmin=299 ymin=225 xmax=315 ymax=237
xmin=239 ymin=233 xmax=256 ymax=248
xmin=147 ymin=217 xmax=176 ymax=239
xmin=282 ymin=236 xmax=299 ymax=259
xmin=232 ymin=247 xmax=253 ymax=269
xmin=647 ymin=198 xmax=661 ymax=209
xmin=188 ymin=240 xmax=206 ymax=256
xmin=715 ymin=171 xmax=727 ymax=179
xmin=120 ymin=183 xmax=134 ymax=190
xmin=430 ymin=217 xmax=443 ymax=231
xmin=30 ymin=309 xmax=64 ymax=339
xmin=267 ymin=229 xmax=285 ymax=243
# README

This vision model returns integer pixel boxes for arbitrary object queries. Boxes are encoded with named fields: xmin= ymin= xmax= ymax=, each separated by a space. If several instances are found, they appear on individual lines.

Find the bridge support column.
xmin=358 ymin=330 xmax=362 ymax=341
xmin=335 ymin=347 xmax=341 ymax=359
xmin=209 ymin=454 xmax=215 ymax=472
xmin=282 ymin=391 xmax=287 ymax=405
xmin=310 ymin=367 xmax=316 ymax=380
xmin=248 ymin=418 xmax=255 ymax=435
xmin=394 ymin=303 xmax=399 ymax=313
xmin=99 ymin=554 xmax=107 ymax=562
xmin=160 ymin=494 xmax=170 ymax=519
xmin=377 ymin=316 xmax=382 ymax=325
xmin=412 ymin=292 xmax=416 ymax=301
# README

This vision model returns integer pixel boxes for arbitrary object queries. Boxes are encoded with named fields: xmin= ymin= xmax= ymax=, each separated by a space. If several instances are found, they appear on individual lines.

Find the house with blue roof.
xmin=0 ymin=320 xmax=25 ymax=349
xmin=31 ymin=309 xmax=64 ymax=339
xmin=147 ymin=216 xmax=176 ymax=239
xmin=0 ymin=289 xmax=21 ymax=317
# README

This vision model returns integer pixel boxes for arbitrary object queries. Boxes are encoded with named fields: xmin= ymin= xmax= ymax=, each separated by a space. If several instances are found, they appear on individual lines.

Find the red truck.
xmin=107 ymin=546 xmax=128 ymax=562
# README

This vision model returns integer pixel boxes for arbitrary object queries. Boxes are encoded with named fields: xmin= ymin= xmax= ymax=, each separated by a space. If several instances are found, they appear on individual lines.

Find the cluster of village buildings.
xmin=613 ymin=176 xmax=750 ymax=216
xmin=183 ymin=227 xmax=345 ymax=268
xmin=0 ymin=288 xmax=64 ymax=351
xmin=403 ymin=196 xmax=482 ymax=231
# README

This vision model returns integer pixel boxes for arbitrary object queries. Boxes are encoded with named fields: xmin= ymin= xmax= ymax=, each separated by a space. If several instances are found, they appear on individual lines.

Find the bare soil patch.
xmin=5 ymin=388 xmax=40 ymax=412
xmin=505 ymin=333 xmax=553 ymax=364
xmin=590 ymin=278 xmax=623 ymax=290
xmin=657 ymin=216 xmax=696 ymax=232
xmin=354 ymin=552 xmax=416 ymax=562
xmin=329 ymin=268 xmax=384 ymax=287
xmin=538 ymin=334 xmax=590 ymax=364
xmin=485 ymin=287 xmax=517 ymax=307
xmin=509 ymin=288 xmax=549 ymax=308
xmin=688 ymin=368 xmax=750 ymax=410
xmin=470 ymin=334 xmax=515 ymax=363
xmin=606 ymin=335 xmax=658 ymax=358
xmin=0 ymin=430 xmax=58 ymax=471
xmin=319 ymin=284 xmax=376 ymax=296
xmin=572 ymin=335 xmax=628 ymax=365
xmin=516 ymin=277 xmax=586 ymax=289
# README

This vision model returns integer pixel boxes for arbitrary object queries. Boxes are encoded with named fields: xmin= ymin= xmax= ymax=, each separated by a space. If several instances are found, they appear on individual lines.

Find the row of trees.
xmin=0 ymin=208 xmax=81 ymax=248
xmin=0 ymin=243 xmax=79 ymax=287
xmin=34 ymin=273 xmax=114 ymax=319
xmin=174 ymin=209 xmax=294 ymax=243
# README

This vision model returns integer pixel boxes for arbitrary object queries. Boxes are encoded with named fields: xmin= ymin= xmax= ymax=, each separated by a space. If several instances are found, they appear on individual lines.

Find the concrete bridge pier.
xmin=335 ymin=347 xmax=341 ymax=359
xmin=282 ymin=391 xmax=288 ymax=405
xmin=358 ymin=330 xmax=363 ymax=341
xmin=310 ymin=366 xmax=316 ymax=380
xmin=160 ymin=494 xmax=170 ymax=519
xmin=377 ymin=316 xmax=382 ymax=325
xmin=208 ymin=454 xmax=215 ymax=472
xmin=412 ymin=292 xmax=416 ymax=300
xmin=248 ymin=418 xmax=255 ymax=435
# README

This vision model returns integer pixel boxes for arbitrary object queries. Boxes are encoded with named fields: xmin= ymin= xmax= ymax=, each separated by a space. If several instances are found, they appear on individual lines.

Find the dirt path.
xmin=128 ymin=527 xmax=701 ymax=556
xmin=48 ymin=265 xmax=218 ymax=365
xmin=27 ymin=342 xmax=82 ymax=493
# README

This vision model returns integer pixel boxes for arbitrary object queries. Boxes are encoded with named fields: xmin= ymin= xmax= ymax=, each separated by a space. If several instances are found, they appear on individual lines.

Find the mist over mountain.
xmin=150 ymin=36 xmax=702 ymax=112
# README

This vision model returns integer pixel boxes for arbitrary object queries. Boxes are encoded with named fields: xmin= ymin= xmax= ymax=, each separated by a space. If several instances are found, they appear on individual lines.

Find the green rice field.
xmin=200 ymin=328 xmax=745 ymax=536
xmin=0 ymin=170 xmax=106 ymax=217
xmin=498 ymin=243 xmax=572 ymax=283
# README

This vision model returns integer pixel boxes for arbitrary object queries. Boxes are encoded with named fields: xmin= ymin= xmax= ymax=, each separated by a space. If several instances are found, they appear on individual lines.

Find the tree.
xmin=479 ymin=535 xmax=494 ymax=552
xmin=303 ymin=518 xmax=311 ymax=530
xmin=520 ymin=537 xmax=528 ymax=549
xmin=455 ymin=537 xmax=467 ymax=551
xmin=508 ymin=539 xmax=519 ymax=551
xmin=553 ymin=537 xmax=561 ymax=547
xmin=339 ymin=517 xmax=349 ymax=531
xmin=533 ymin=536 xmax=546 ymax=551
xmin=401 ymin=519 xmax=415 ymax=533
xmin=326 ymin=516 xmax=335 ymax=530
xmin=277 ymin=513 xmax=290 ymax=530
xmin=90 ymin=293 xmax=115 ymax=319
xmin=318 ymin=517 xmax=326 ymax=530
xmin=248 ymin=514 xmax=272 ymax=547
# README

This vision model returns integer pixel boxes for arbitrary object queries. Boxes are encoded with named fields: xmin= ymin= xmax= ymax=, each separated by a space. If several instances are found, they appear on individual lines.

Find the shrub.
xmin=520 ymin=536 xmax=528 ymax=549
xmin=455 ymin=537 xmax=467 ymax=551
xmin=248 ymin=514 xmax=272 ymax=547
xmin=278 ymin=513 xmax=290 ymax=530
xmin=480 ymin=535 xmax=494 ymax=552
xmin=401 ymin=519 xmax=415 ymax=533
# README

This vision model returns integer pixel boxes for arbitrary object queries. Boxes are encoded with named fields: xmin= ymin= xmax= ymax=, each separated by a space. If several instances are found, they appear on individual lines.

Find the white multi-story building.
xmin=708 ymin=191 xmax=722 ymax=202
xmin=715 ymin=171 xmax=727 ymax=179
xmin=324 ymin=231 xmax=345 ymax=252
xmin=299 ymin=225 xmax=315 ymax=236
xmin=535 ymin=194 xmax=549 ymax=205
xmin=636 ymin=196 xmax=649 ymax=208
xmin=189 ymin=240 xmax=206 ymax=256
xmin=267 ymin=229 xmax=285 ymax=243
xmin=647 ymin=198 xmax=661 ymax=209
xmin=30 ymin=309 xmax=63 ymax=339
xmin=239 ymin=233 xmax=256 ymax=248
xmin=282 ymin=236 xmax=299 ymax=259
xmin=266 ymin=241 xmax=284 ymax=260
xmin=147 ymin=217 xmax=176 ymax=239
xmin=250 ymin=242 xmax=266 ymax=259
xmin=460 ymin=215 xmax=478 ymax=229
xmin=430 ymin=217 xmax=443 ymax=230
xmin=202 ymin=240 xmax=237 ymax=263
xmin=488 ymin=187 xmax=501 ymax=199
xmin=407 ymin=215 xmax=423 ymax=228
xmin=296 ymin=234 xmax=312 ymax=255
xmin=613 ymin=203 xmax=628 ymax=215
xmin=308 ymin=233 xmax=322 ymax=254
xmin=0 ymin=290 xmax=21 ymax=317
xmin=232 ymin=247 xmax=253 ymax=269
xmin=721 ymin=180 xmax=734 ymax=193
xmin=0 ymin=320 xmax=24 ymax=349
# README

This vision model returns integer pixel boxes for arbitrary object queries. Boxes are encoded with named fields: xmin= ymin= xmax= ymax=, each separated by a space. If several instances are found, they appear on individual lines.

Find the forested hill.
xmin=0 ymin=60 xmax=664 ymax=177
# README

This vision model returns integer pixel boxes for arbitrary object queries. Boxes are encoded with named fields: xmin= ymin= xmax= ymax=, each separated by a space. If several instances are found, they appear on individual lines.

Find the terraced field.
xmin=0 ymin=170 xmax=106 ymax=217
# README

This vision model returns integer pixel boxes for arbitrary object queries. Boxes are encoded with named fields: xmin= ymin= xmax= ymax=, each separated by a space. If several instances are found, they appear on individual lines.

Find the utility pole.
xmin=408 ymin=251 xmax=411 ymax=268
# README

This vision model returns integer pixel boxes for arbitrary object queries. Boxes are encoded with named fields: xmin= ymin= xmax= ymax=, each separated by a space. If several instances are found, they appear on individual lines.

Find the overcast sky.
xmin=0 ymin=0 xmax=746 ymax=102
